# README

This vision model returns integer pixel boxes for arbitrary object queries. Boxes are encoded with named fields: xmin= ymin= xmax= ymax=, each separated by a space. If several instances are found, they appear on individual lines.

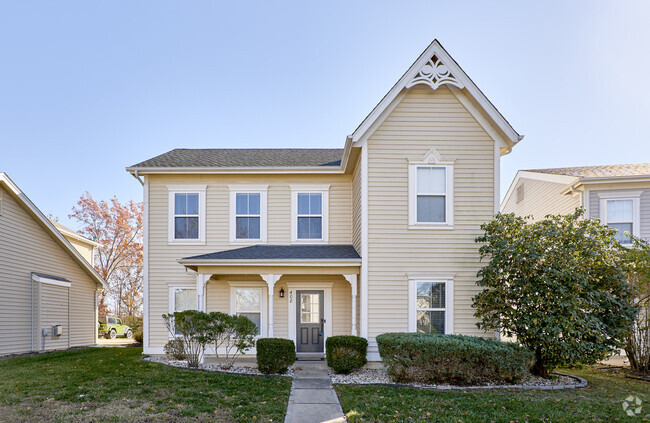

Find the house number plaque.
xmin=289 ymin=290 xmax=293 ymax=303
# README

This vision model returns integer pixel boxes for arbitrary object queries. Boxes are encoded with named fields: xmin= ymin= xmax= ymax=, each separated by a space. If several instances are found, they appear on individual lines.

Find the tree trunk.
xmin=532 ymin=347 xmax=549 ymax=378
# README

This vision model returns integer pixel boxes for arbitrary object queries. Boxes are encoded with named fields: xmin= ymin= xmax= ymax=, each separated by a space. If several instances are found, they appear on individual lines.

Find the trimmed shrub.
xmin=376 ymin=333 xmax=534 ymax=385
xmin=164 ymin=338 xmax=186 ymax=360
xmin=326 ymin=336 xmax=368 ymax=374
xmin=256 ymin=338 xmax=296 ymax=374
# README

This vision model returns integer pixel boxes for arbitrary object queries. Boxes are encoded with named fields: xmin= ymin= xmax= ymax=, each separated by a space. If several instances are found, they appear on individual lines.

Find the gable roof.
xmin=128 ymin=40 xmax=522 ymax=177
xmin=51 ymin=221 xmax=100 ymax=248
xmin=180 ymin=244 xmax=361 ymax=262
xmin=0 ymin=173 xmax=107 ymax=289
xmin=128 ymin=148 xmax=344 ymax=170
xmin=347 ymin=39 xmax=523 ymax=153
xmin=527 ymin=163 xmax=650 ymax=178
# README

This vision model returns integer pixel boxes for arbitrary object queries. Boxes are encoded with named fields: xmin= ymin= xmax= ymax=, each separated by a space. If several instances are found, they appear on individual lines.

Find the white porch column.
xmin=343 ymin=274 xmax=358 ymax=336
xmin=261 ymin=274 xmax=281 ymax=337
xmin=196 ymin=274 xmax=210 ymax=312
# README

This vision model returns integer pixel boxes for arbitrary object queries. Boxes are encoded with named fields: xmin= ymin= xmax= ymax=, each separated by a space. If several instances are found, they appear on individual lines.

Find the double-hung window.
xmin=291 ymin=185 xmax=329 ymax=243
xmin=168 ymin=286 xmax=197 ymax=336
xmin=168 ymin=185 xmax=206 ymax=244
xmin=229 ymin=185 xmax=267 ymax=243
xmin=599 ymin=193 xmax=641 ymax=245
xmin=408 ymin=161 xmax=453 ymax=228
xmin=408 ymin=279 xmax=453 ymax=334
xmin=229 ymin=284 xmax=267 ymax=337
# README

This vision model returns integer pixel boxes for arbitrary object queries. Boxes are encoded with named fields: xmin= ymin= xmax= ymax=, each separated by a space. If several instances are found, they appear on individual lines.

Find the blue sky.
xmin=1 ymin=1 xmax=648 ymax=229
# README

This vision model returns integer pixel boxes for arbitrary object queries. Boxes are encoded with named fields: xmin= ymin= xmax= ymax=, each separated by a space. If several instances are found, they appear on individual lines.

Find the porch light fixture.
xmin=279 ymin=287 xmax=285 ymax=298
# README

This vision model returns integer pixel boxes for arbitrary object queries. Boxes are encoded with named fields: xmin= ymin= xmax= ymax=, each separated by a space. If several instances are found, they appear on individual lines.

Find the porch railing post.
xmin=343 ymin=274 xmax=358 ymax=336
xmin=261 ymin=274 xmax=281 ymax=338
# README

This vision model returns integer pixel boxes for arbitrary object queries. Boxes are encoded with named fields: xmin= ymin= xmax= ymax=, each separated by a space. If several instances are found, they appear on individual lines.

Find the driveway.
xmin=97 ymin=338 xmax=139 ymax=347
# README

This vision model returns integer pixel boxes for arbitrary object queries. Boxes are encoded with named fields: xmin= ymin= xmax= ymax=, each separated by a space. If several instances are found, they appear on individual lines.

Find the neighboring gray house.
xmin=502 ymin=163 xmax=650 ymax=244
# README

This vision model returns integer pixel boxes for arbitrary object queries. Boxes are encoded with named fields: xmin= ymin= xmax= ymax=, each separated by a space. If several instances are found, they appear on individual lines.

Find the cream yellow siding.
xmin=0 ymin=187 xmax=98 ymax=355
xmin=502 ymin=177 xmax=581 ymax=220
xmin=365 ymin=85 xmax=498 ymax=352
xmin=352 ymin=153 xmax=362 ymax=253
xmin=65 ymin=237 xmax=95 ymax=266
xmin=146 ymin=174 xmax=352 ymax=349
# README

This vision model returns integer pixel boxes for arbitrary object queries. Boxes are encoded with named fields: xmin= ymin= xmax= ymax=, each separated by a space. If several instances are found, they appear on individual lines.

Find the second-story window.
xmin=229 ymin=185 xmax=267 ymax=243
xmin=599 ymin=194 xmax=640 ymax=245
xmin=167 ymin=185 xmax=206 ymax=244
xmin=297 ymin=193 xmax=322 ymax=239
xmin=291 ymin=185 xmax=329 ymax=243
xmin=174 ymin=193 xmax=199 ymax=239
xmin=236 ymin=193 xmax=260 ymax=239
xmin=408 ymin=162 xmax=453 ymax=228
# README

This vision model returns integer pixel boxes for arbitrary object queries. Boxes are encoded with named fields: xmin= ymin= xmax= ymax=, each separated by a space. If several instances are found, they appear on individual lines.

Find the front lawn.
xmin=0 ymin=347 xmax=291 ymax=422
xmin=336 ymin=367 xmax=649 ymax=422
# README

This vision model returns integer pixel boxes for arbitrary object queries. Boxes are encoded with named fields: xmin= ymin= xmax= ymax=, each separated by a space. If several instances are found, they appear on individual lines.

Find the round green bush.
xmin=256 ymin=338 xmax=296 ymax=374
xmin=326 ymin=336 xmax=368 ymax=374
xmin=376 ymin=333 xmax=534 ymax=385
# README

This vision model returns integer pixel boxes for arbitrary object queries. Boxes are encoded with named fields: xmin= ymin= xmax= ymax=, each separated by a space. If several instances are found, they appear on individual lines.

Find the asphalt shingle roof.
xmin=130 ymin=149 xmax=344 ymax=168
xmin=527 ymin=163 xmax=650 ymax=178
xmin=182 ymin=245 xmax=361 ymax=261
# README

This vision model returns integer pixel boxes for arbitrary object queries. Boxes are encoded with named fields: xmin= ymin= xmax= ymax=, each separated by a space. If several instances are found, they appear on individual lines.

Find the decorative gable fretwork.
xmin=406 ymin=54 xmax=464 ymax=91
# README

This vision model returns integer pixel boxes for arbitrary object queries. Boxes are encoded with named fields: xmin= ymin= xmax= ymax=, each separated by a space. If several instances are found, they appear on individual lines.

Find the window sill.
xmin=408 ymin=224 xmax=454 ymax=230
xmin=168 ymin=239 xmax=206 ymax=246
xmin=291 ymin=239 xmax=329 ymax=244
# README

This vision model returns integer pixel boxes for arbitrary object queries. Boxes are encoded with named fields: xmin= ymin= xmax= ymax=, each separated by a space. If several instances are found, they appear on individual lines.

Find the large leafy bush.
xmin=162 ymin=310 xmax=211 ymax=367
xmin=326 ymin=336 xmax=368 ymax=374
xmin=473 ymin=210 xmax=637 ymax=376
xmin=256 ymin=338 xmax=296 ymax=374
xmin=623 ymin=236 xmax=650 ymax=373
xmin=376 ymin=333 xmax=533 ymax=385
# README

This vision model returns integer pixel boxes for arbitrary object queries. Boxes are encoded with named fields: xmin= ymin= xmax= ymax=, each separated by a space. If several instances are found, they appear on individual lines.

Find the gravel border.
xmin=330 ymin=369 xmax=588 ymax=390
xmin=143 ymin=355 xmax=293 ymax=378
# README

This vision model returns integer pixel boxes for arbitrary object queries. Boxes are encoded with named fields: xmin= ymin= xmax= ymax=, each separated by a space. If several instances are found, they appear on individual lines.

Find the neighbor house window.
xmin=167 ymin=185 xmax=206 ymax=243
xmin=599 ymin=194 xmax=641 ymax=245
xmin=290 ymin=185 xmax=329 ymax=243
xmin=408 ymin=164 xmax=453 ymax=227
xmin=229 ymin=185 xmax=267 ymax=243
xmin=408 ymin=279 xmax=453 ymax=334
xmin=168 ymin=286 xmax=197 ymax=335
xmin=229 ymin=284 xmax=267 ymax=337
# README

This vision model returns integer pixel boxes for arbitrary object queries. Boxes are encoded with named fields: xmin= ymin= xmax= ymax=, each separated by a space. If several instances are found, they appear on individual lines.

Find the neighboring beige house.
xmin=502 ymin=163 xmax=650 ymax=245
xmin=51 ymin=221 xmax=99 ymax=266
xmin=0 ymin=173 xmax=106 ymax=355
xmin=127 ymin=40 xmax=523 ymax=360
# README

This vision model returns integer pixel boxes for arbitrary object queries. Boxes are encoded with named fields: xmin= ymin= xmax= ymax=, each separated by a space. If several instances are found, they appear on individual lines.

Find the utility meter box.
xmin=52 ymin=325 xmax=63 ymax=337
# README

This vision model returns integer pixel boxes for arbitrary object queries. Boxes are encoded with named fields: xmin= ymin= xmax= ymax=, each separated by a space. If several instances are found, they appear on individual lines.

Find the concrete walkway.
xmin=285 ymin=361 xmax=346 ymax=423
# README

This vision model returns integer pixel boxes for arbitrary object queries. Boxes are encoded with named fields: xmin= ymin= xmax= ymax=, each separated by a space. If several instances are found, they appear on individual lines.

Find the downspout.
xmin=134 ymin=170 xmax=145 ymax=186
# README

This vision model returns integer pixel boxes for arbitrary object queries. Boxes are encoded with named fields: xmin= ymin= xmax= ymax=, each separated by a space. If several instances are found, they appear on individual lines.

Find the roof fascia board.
xmin=578 ymin=176 xmax=650 ymax=185
xmin=0 ymin=173 xmax=107 ymax=289
xmin=126 ymin=166 xmax=346 ymax=175
xmin=349 ymin=40 xmax=521 ymax=146
xmin=177 ymin=259 xmax=361 ymax=266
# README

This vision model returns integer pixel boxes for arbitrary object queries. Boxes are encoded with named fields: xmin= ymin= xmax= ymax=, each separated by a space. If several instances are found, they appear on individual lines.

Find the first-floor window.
xmin=170 ymin=287 xmax=197 ymax=335
xmin=235 ymin=288 xmax=262 ymax=333
xmin=416 ymin=282 xmax=446 ymax=334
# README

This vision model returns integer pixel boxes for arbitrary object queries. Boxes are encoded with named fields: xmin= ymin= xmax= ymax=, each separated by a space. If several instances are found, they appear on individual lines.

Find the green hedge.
xmin=256 ymin=338 xmax=296 ymax=374
xmin=326 ymin=336 xmax=368 ymax=374
xmin=376 ymin=333 xmax=534 ymax=385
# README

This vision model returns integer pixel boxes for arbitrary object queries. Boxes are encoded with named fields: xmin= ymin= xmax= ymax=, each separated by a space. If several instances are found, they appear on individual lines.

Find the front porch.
xmin=178 ymin=245 xmax=361 ymax=354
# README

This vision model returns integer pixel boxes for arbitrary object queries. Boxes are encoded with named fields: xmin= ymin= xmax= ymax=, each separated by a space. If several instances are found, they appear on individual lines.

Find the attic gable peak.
xmin=406 ymin=52 xmax=464 ymax=91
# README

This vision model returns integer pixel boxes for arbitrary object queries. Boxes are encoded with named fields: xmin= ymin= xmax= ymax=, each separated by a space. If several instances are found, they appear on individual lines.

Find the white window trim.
xmin=228 ymin=185 xmax=268 ymax=244
xmin=290 ymin=185 xmax=330 ymax=244
xmin=168 ymin=284 xmax=198 ymax=339
xmin=408 ymin=164 xmax=454 ymax=229
xmin=408 ymin=278 xmax=454 ymax=335
xmin=167 ymin=185 xmax=206 ymax=245
xmin=229 ymin=282 xmax=268 ymax=338
xmin=598 ymin=192 xmax=641 ymax=244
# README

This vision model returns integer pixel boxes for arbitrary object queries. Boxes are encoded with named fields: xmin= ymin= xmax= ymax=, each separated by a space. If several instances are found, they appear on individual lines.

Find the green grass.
xmin=0 ymin=347 xmax=291 ymax=422
xmin=336 ymin=367 xmax=650 ymax=422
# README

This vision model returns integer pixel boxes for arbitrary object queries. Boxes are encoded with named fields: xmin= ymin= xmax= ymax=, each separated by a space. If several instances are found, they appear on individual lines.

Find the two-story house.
xmin=128 ymin=40 xmax=523 ymax=360
xmin=502 ymin=163 xmax=650 ymax=245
